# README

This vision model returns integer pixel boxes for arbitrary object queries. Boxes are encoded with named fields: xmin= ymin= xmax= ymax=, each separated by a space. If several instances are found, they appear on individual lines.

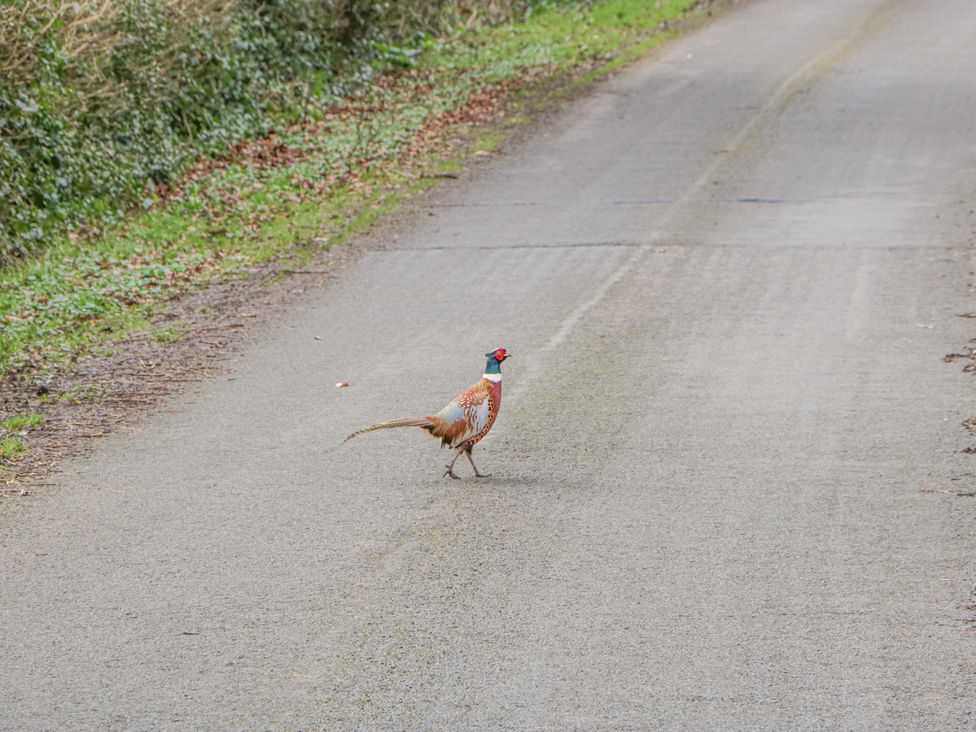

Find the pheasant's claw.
xmin=443 ymin=466 xmax=461 ymax=480
xmin=473 ymin=472 xmax=491 ymax=479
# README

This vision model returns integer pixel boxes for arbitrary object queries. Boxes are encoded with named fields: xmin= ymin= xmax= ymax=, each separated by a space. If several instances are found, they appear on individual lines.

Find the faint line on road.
xmin=506 ymin=244 xmax=645 ymax=406
xmin=391 ymin=241 xmax=965 ymax=252
xmin=430 ymin=197 xmax=795 ymax=208
xmin=480 ymin=0 xmax=914 ymax=407
xmin=666 ymin=0 xmax=910 ymax=213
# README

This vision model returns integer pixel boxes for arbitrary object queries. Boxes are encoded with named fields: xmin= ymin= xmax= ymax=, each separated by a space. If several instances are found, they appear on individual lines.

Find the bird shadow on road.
xmin=428 ymin=474 xmax=541 ymax=489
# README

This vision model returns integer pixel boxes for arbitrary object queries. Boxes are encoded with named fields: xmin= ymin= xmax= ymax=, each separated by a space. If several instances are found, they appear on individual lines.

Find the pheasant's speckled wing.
xmin=428 ymin=381 xmax=492 ymax=449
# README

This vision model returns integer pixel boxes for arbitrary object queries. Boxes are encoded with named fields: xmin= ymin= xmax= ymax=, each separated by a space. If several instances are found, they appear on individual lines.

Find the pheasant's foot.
xmin=464 ymin=450 xmax=489 ymax=478
xmin=443 ymin=466 xmax=461 ymax=480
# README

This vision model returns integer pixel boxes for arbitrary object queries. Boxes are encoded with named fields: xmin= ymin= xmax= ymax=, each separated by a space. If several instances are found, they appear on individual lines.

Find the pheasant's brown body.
xmin=428 ymin=377 xmax=500 ymax=449
xmin=343 ymin=348 xmax=510 ymax=479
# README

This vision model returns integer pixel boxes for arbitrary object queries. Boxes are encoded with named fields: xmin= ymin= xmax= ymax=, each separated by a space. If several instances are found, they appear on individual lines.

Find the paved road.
xmin=3 ymin=0 xmax=976 ymax=727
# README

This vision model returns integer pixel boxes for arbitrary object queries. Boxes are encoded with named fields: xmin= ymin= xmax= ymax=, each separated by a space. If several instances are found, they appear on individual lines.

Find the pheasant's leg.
xmin=465 ymin=449 xmax=490 ymax=478
xmin=443 ymin=450 xmax=462 ymax=480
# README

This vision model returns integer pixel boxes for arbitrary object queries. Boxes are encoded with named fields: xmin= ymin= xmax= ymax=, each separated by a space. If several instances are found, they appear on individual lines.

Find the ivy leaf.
xmin=15 ymin=96 xmax=39 ymax=115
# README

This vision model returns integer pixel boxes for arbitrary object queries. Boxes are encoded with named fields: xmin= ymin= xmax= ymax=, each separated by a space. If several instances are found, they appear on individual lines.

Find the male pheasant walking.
xmin=343 ymin=348 xmax=511 ymax=479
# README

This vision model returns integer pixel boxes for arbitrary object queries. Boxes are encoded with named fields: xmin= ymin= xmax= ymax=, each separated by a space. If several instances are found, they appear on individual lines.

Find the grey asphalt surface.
xmin=3 ymin=0 xmax=976 ymax=728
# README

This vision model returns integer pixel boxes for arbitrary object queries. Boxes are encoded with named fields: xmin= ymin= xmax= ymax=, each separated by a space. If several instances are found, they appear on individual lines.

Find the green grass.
xmin=1 ymin=414 xmax=44 ymax=432
xmin=59 ymin=384 xmax=110 ymax=403
xmin=0 ymin=435 xmax=26 ymax=461
xmin=152 ymin=323 xmax=186 ymax=345
xmin=0 ymin=414 xmax=44 ymax=468
xmin=430 ymin=0 xmax=697 ymax=74
xmin=0 ymin=0 xmax=710 ymax=378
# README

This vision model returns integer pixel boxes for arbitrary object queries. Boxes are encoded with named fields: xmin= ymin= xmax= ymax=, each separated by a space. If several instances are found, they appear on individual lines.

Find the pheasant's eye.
xmin=495 ymin=349 xmax=506 ymax=360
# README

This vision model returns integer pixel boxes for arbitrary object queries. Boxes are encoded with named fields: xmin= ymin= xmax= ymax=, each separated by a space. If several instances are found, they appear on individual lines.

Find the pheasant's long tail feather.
xmin=343 ymin=417 xmax=434 ymax=444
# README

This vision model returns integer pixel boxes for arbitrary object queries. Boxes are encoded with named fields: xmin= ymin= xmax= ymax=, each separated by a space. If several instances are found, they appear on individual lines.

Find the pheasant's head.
xmin=484 ymin=347 xmax=511 ymax=375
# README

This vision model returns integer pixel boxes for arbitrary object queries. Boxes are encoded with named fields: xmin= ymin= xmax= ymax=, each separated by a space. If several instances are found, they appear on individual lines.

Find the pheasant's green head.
xmin=484 ymin=347 xmax=511 ymax=375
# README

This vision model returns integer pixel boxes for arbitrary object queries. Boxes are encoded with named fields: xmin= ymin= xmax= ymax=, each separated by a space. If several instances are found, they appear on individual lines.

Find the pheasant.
xmin=344 ymin=348 xmax=511 ymax=479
